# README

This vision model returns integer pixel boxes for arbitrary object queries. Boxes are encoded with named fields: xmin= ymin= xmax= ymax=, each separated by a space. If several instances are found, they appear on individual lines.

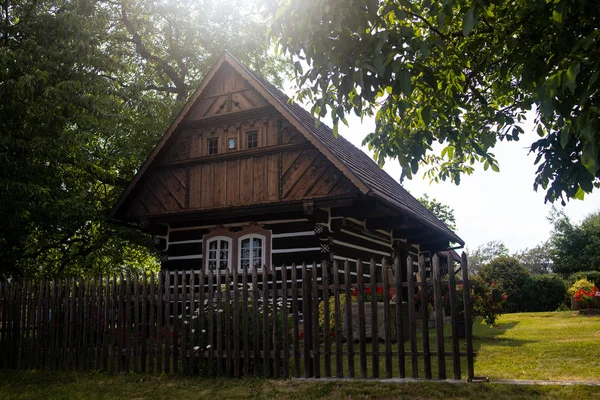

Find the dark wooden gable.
xmin=121 ymin=62 xmax=357 ymax=220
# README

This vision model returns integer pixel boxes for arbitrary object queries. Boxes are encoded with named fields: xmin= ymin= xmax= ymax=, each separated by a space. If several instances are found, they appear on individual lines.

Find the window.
xmin=239 ymin=234 xmax=265 ymax=271
xmin=206 ymin=237 xmax=231 ymax=271
xmin=208 ymin=138 xmax=218 ymax=155
xmin=247 ymin=131 xmax=258 ymax=149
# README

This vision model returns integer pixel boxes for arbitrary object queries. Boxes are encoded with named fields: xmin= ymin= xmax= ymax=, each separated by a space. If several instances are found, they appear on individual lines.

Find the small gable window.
xmin=208 ymin=138 xmax=219 ymax=155
xmin=247 ymin=131 xmax=258 ymax=149
xmin=206 ymin=237 xmax=231 ymax=271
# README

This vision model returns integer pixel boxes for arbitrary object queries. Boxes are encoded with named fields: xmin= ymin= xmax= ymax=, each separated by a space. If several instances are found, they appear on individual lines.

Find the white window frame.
xmin=238 ymin=234 xmax=266 ymax=272
xmin=205 ymin=236 xmax=232 ymax=272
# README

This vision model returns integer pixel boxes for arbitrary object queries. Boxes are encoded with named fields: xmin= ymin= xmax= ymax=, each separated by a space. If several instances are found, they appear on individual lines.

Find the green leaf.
xmin=398 ymin=69 xmax=412 ymax=96
xmin=462 ymin=8 xmax=477 ymax=37
xmin=491 ymin=163 xmax=500 ymax=172
xmin=560 ymin=127 xmax=570 ymax=149
xmin=574 ymin=187 xmax=585 ymax=200
xmin=582 ymin=140 xmax=598 ymax=174
xmin=333 ymin=123 xmax=339 ymax=138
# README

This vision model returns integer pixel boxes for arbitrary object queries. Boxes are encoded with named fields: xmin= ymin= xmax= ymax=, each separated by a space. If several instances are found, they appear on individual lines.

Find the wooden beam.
xmin=158 ymin=141 xmax=312 ymax=170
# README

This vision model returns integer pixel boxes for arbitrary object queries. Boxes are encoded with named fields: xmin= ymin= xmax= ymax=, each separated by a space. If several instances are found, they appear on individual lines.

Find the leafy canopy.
xmin=0 ymin=0 xmax=286 ymax=280
xmin=548 ymin=208 xmax=600 ymax=277
xmin=270 ymin=0 xmax=600 ymax=204
xmin=417 ymin=194 xmax=456 ymax=231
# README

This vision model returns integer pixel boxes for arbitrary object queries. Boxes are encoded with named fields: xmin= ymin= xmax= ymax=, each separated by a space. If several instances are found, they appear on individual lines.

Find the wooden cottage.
xmin=108 ymin=52 xmax=464 ymax=279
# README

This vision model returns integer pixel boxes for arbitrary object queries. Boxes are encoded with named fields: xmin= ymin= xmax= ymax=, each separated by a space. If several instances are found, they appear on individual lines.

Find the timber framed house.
xmin=109 ymin=52 xmax=464 ymax=285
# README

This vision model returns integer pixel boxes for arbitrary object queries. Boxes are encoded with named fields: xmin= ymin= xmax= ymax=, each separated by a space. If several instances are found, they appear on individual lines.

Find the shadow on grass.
xmin=471 ymin=321 xmax=537 ymax=352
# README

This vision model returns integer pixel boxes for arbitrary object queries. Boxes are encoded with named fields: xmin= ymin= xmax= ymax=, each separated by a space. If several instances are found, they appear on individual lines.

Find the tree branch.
xmin=120 ymin=2 xmax=189 ymax=101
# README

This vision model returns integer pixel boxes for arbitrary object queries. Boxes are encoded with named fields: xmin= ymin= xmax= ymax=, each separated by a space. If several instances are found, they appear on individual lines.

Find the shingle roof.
xmin=235 ymin=60 xmax=464 ymax=246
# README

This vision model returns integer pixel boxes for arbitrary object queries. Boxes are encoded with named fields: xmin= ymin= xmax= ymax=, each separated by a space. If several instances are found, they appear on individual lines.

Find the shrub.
xmin=520 ymin=274 xmax=568 ymax=312
xmin=455 ymin=276 xmax=507 ymax=327
xmin=567 ymin=278 xmax=596 ymax=297
xmin=568 ymin=271 xmax=600 ymax=289
xmin=479 ymin=256 xmax=529 ymax=313
xmin=318 ymin=294 xmax=346 ymax=334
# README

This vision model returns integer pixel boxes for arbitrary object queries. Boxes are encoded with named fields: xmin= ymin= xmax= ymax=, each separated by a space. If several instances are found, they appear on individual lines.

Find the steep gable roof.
xmin=109 ymin=51 xmax=463 ymax=246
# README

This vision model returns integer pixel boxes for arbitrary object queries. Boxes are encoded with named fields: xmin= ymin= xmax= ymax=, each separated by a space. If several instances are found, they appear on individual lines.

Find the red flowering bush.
xmin=455 ymin=276 xmax=507 ymax=327
xmin=574 ymin=286 xmax=600 ymax=308
xmin=350 ymin=286 xmax=394 ymax=302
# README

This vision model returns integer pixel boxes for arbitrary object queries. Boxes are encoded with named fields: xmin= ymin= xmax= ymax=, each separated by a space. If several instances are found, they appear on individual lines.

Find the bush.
xmin=479 ymin=256 xmax=529 ymax=313
xmin=567 ymin=278 xmax=596 ymax=297
xmin=568 ymin=271 xmax=600 ymax=289
xmin=520 ymin=274 xmax=568 ymax=312
xmin=318 ymin=294 xmax=346 ymax=334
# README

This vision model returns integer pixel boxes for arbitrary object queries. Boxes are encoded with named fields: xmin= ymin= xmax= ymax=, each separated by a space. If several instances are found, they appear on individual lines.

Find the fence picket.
xmin=272 ymin=265 xmax=280 ymax=379
xmin=252 ymin=267 xmax=260 ymax=377
xmin=225 ymin=268 xmax=232 ymax=376
xmin=447 ymin=254 xmax=461 ymax=379
xmin=262 ymin=265 xmax=270 ymax=378
xmin=281 ymin=264 xmax=289 ymax=379
xmin=242 ymin=266 xmax=250 ymax=376
xmin=370 ymin=258 xmax=379 ymax=378
xmin=418 ymin=255 xmax=432 ymax=379
xmin=357 ymin=259 xmax=367 ymax=378
xmin=406 ymin=256 xmax=418 ymax=378
xmin=333 ymin=261 xmax=343 ymax=378
xmin=461 ymin=253 xmax=475 ymax=380
xmin=311 ymin=261 xmax=320 ymax=379
xmin=207 ymin=269 xmax=214 ymax=375
xmin=233 ymin=266 xmax=240 ymax=377
xmin=291 ymin=264 xmax=300 ymax=378
xmin=383 ymin=259 xmax=392 ymax=379
xmin=216 ymin=268 xmax=223 ymax=376
xmin=322 ymin=261 xmax=330 ymax=378
xmin=432 ymin=254 xmax=446 ymax=379
xmin=344 ymin=260 xmax=354 ymax=378
xmin=302 ymin=262 xmax=310 ymax=378
xmin=395 ymin=256 xmax=406 ymax=378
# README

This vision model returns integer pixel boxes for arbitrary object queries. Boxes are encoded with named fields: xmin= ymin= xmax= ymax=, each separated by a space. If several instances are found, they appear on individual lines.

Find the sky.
xmin=284 ymin=83 xmax=600 ymax=252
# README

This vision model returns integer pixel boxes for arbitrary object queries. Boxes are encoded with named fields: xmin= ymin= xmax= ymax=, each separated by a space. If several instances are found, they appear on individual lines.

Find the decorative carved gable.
xmin=187 ymin=63 xmax=269 ymax=120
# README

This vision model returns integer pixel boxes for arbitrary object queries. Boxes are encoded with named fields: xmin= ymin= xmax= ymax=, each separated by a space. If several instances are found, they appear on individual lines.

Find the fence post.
xmin=461 ymin=253 xmax=475 ymax=380
xmin=357 ymin=259 xmax=367 ymax=378
xmin=344 ymin=260 xmax=354 ymax=378
xmin=291 ymin=263 xmax=300 ymax=378
xmin=407 ymin=256 xmax=418 ymax=378
xmin=383 ymin=258 xmax=393 ymax=379
xmin=447 ymin=254 xmax=461 ymax=379
xmin=432 ymin=254 xmax=446 ymax=379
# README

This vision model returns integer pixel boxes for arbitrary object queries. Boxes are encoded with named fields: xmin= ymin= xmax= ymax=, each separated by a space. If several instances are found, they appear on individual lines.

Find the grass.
xmin=0 ymin=370 xmax=598 ymax=400
xmin=0 ymin=311 xmax=599 ymax=399
xmin=473 ymin=311 xmax=600 ymax=380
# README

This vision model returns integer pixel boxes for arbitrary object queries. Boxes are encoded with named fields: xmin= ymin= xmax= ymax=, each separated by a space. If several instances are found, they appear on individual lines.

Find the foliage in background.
xmin=270 ymin=0 xmax=600 ymax=204
xmin=513 ymin=242 xmax=553 ymax=274
xmin=465 ymin=241 xmax=509 ymax=274
xmin=453 ymin=276 xmax=507 ymax=327
xmin=548 ymin=208 xmax=600 ymax=277
xmin=417 ymin=194 xmax=456 ymax=231
xmin=520 ymin=274 xmax=568 ymax=312
xmin=318 ymin=294 xmax=346 ymax=335
xmin=478 ymin=256 xmax=529 ymax=313
xmin=568 ymin=271 xmax=600 ymax=288
xmin=0 ymin=0 xmax=287 ymax=280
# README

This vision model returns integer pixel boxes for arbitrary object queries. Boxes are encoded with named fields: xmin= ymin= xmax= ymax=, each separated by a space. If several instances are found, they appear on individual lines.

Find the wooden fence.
xmin=0 ymin=253 xmax=474 ymax=380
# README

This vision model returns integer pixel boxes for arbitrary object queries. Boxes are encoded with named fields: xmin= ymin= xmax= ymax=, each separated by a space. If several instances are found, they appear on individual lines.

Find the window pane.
xmin=209 ymin=241 xmax=218 ymax=250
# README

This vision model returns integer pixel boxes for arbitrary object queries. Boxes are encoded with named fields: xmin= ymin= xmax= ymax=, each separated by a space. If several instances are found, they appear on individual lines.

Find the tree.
xmin=479 ymin=256 xmax=529 ymax=313
xmin=548 ymin=208 xmax=600 ymax=277
xmin=513 ymin=242 xmax=553 ymax=274
xmin=269 ymin=0 xmax=600 ymax=204
xmin=417 ymin=194 xmax=456 ymax=230
xmin=465 ymin=240 xmax=509 ymax=274
xmin=0 ymin=0 xmax=286 ymax=280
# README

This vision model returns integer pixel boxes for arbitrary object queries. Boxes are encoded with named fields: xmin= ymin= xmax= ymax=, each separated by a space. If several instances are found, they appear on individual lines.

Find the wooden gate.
xmin=0 ymin=253 xmax=474 ymax=379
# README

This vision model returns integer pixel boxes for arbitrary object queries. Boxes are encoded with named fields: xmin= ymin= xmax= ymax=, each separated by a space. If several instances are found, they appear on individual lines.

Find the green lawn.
xmin=474 ymin=311 xmax=600 ymax=380
xmin=0 ymin=311 xmax=599 ymax=399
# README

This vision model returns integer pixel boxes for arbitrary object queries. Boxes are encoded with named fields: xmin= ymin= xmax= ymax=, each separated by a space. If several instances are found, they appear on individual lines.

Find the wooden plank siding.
xmin=122 ymin=66 xmax=357 ymax=221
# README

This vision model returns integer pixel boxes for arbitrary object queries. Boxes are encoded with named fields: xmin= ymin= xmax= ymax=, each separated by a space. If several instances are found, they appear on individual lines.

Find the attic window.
xmin=208 ymin=138 xmax=218 ymax=155
xmin=247 ymin=131 xmax=258 ymax=149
